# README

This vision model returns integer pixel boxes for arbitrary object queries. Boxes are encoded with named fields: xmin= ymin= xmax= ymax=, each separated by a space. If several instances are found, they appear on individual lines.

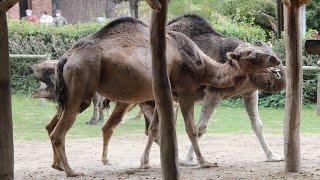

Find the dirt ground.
xmin=15 ymin=134 xmax=320 ymax=180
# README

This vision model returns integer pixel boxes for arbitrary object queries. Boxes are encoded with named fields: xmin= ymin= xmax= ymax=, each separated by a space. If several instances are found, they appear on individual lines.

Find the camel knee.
xmin=251 ymin=120 xmax=263 ymax=131
xmin=50 ymin=133 xmax=63 ymax=147
xmin=185 ymin=124 xmax=197 ymax=137
xmin=197 ymin=125 xmax=208 ymax=136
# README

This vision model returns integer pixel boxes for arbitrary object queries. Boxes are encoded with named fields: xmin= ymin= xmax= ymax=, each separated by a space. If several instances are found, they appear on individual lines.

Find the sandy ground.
xmin=15 ymin=134 xmax=320 ymax=180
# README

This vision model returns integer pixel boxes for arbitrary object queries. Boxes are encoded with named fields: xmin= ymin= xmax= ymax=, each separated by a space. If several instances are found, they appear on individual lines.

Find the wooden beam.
xmin=298 ymin=0 xmax=309 ymax=6
xmin=148 ymin=0 xmax=179 ymax=179
xmin=0 ymin=11 xmax=14 ymax=180
xmin=283 ymin=0 xmax=302 ymax=172
xmin=0 ymin=0 xmax=19 ymax=12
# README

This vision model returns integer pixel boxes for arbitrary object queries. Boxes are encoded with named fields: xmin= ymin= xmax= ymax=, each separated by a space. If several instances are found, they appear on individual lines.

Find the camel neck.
xmin=202 ymin=55 xmax=247 ymax=88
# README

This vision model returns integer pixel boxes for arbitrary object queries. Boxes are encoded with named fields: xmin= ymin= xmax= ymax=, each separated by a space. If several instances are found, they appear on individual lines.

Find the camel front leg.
xmin=140 ymin=109 xmax=159 ymax=169
xmin=86 ymin=93 xmax=99 ymax=125
xmin=242 ymin=90 xmax=283 ymax=162
xmin=97 ymin=96 xmax=105 ymax=123
xmin=179 ymin=98 xmax=218 ymax=168
xmin=184 ymin=91 xmax=222 ymax=164
xmin=101 ymin=102 xmax=130 ymax=165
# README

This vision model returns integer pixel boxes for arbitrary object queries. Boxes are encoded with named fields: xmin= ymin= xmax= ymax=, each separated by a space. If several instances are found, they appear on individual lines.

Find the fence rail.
xmin=10 ymin=54 xmax=51 ymax=107
xmin=9 ymin=54 xmax=51 ymax=60
xmin=8 ymin=54 xmax=320 ymax=116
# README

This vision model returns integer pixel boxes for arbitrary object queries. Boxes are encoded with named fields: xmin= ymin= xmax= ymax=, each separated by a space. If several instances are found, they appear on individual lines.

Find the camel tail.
xmin=55 ymin=57 xmax=67 ymax=112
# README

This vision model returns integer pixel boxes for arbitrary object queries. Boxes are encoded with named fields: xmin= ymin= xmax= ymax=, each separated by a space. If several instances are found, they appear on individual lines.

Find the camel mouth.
xmin=266 ymin=67 xmax=281 ymax=79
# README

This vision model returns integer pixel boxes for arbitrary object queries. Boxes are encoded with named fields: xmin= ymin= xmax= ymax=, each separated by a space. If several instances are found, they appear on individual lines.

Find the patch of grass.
xmin=11 ymin=96 xmax=320 ymax=141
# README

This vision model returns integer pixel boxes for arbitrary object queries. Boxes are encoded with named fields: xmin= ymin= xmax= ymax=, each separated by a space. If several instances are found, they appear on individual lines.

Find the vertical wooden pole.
xmin=149 ymin=0 xmax=179 ymax=179
xmin=0 ymin=11 xmax=14 ymax=180
xmin=317 ymin=61 xmax=320 ymax=117
xmin=277 ymin=0 xmax=284 ymax=39
xmin=283 ymin=0 xmax=302 ymax=172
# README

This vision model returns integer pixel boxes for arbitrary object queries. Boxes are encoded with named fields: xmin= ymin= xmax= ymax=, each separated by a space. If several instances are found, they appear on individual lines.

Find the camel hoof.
xmin=140 ymin=163 xmax=151 ymax=169
xmin=266 ymin=154 xmax=284 ymax=162
xmin=66 ymin=172 xmax=84 ymax=177
xmin=178 ymin=160 xmax=198 ymax=166
xmin=51 ymin=163 xmax=64 ymax=171
xmin=199 ymin=162 xmax=218 ymax=168
xmin=86 ymin=120 xmax=98 ymax=125
xmin=101 ymin=159 xmax=111 ymax=165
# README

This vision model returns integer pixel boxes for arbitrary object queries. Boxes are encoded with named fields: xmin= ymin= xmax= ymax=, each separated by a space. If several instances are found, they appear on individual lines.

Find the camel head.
xmin=226 ymin=41 xmax=282 ymax=79
xmin=31 ymin=60 xmax=57 ymax=100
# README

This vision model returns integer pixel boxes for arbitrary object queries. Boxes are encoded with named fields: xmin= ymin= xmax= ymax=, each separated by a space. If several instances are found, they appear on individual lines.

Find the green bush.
xmin=211 ymin=16 xmax=267 ymax=42
xmin=9 ymin=21 xmax=109 ymax=95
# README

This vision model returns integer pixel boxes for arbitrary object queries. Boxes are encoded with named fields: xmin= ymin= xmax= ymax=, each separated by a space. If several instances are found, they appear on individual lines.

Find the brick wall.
xmin=31 ymin=0 xmax=52 ymax=17
xmin=6 ymin=0 xmax=52 ymax=20
xmin=60 ymin=0 xmax=107 ymax=23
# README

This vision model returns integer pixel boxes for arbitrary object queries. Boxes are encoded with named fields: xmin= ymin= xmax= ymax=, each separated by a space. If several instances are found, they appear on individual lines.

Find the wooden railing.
xmin=10 ymin=54 xmax=51 ymax=107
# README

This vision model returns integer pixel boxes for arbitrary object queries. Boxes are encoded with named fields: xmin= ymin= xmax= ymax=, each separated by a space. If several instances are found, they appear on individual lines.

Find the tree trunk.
xmin=149 ymin=0 xmax=179 ymax=179
xmin=128 ymin=0 xmax=138 ymax=18
xmin=277 ymin=0 xmax=284 ymax=39
xmin=0 ymin=11 xmax=14 ymax=180
xmin=283 ymin=0 xmax=302 ymax=172
xmin=105 ymin=0 xmax=116 ymax=19
xmin=19 ymin=0 xmax=28 ymax=18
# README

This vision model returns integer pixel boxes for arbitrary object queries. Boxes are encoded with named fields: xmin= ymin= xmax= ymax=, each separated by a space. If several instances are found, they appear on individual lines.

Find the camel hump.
xmin=93 ymin=17 xmax=148 ymax=39
xmin=168 ymin=31 xmax=204 ymax=78
xmin=167 ymin=14 xmax=224 ymax=37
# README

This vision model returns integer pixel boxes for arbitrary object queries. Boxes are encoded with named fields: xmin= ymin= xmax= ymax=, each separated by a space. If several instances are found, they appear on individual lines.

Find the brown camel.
xmin=31 ymin=60 xmax=147 ymax=124
xmin=166 ymin=14 xmax=286 ymax=164
xmin=47 ymin=17 xmax=281 ymax=177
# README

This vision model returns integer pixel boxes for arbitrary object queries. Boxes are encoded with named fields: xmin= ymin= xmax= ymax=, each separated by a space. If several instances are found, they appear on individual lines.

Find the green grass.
xmin=11 ymin=96 xmax=320 ymax=141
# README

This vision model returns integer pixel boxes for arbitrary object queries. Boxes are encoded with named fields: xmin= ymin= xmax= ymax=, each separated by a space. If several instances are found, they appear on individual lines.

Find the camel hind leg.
xmin=50 ymin=61 xmax=99 ymax=176
xmin=101 ymin=102 xmax=130 ymax=165
xmin=45 ymin=112 xmax=64 ymax=171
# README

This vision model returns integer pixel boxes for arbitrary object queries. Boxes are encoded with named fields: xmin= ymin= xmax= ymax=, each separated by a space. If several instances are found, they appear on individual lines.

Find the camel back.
xmin=167 ymin=14 xmax=242 ymax=63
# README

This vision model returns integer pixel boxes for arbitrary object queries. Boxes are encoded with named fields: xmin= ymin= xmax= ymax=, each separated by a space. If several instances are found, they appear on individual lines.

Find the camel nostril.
xmin=269 ymin=56 xmax=280 ymax=65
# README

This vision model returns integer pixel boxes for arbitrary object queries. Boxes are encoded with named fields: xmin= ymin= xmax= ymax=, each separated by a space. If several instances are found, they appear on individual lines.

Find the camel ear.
xmin=226 ymin=52 xmax=240 ymax=60
xmin=267 ymin=41 xmax=273 ymax=48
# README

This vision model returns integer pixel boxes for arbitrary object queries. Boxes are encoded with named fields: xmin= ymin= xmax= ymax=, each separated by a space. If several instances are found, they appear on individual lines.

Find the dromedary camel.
xmin=167 ymin=14 xmax=286 ymax=164
xmin=47 ymin=17 xmax=281 ymax=176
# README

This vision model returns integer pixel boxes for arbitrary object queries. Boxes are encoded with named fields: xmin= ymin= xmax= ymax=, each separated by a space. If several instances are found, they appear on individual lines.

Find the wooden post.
xmin=0 ymin=1 xmax=19 ymax=179
xmin=0 ymin=10 xmax=14 ymax=180
xmin=149 ymin=0 xmax=179 ymax=179
xmin=283 ymin=0 xmax=302 ymax=172
xmin=277 ymin=0 xmax=284 ymax=39
xmin=317 ymin=61 xmax=320 ymax=116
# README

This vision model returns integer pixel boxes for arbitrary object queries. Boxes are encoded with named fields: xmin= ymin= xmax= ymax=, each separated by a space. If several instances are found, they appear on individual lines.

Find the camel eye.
xmin=256 ymin=41 xmax=262 ymax=46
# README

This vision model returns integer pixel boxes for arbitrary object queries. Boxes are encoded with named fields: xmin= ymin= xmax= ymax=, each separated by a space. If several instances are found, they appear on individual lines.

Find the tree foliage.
xmin=306 ymin=0 xmax=320 ymax=30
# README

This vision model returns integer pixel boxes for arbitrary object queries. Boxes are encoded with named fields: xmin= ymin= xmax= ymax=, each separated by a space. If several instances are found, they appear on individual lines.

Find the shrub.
xmin=8 ymin=21 xmax=109 ymax=95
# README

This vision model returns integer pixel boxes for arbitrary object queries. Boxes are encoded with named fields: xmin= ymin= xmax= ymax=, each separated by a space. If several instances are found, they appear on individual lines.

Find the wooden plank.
xmin=9 ymin=54 xmax=50 ymax=60
xmin=148 ymin=0 xmax=179 ymax=179
xmin=283 ymin=0 xmax=302 ymax=172
xmin=0 ymin=11 xmax=14 ymax=180
xmin=305 ymin=40 xmax=320 ymax=55
xmin=0 ymin=0 xmax=19 ymax=12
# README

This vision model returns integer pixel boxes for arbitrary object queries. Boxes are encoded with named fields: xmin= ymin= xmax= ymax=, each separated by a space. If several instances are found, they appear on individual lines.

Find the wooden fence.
xmin=9 ymin=54 xmax=320 ymax=116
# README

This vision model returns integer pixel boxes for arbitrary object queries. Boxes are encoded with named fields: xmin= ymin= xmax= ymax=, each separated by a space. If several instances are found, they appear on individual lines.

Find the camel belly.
xmin=98 ymin=59 xmax=154 ymax=103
